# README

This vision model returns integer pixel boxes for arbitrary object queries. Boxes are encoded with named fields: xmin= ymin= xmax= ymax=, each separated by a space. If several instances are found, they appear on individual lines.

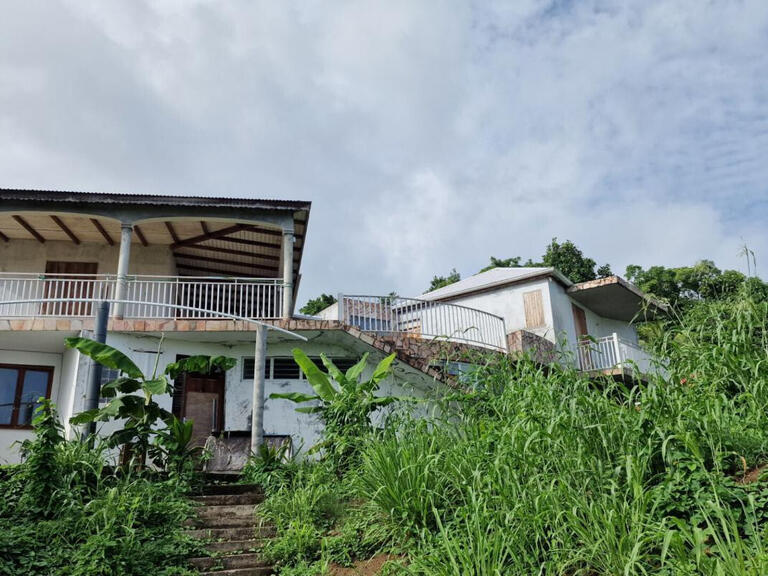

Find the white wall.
xmin=0 ymin=238 xmax=176 ymax=276
xmin=0 ymin=349 xmax=63 ymax=464
xmin=442 ymin=278 xmax=556 ymax=342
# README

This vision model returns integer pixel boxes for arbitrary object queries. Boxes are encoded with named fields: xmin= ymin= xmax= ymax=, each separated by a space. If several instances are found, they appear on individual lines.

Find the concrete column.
xmin=113 ymin=223 xmax=133 ymax=318
xmin=281 ymin=230 xmax=295 ymax=318
xmin=250 ymin=324 xmax=268 ymax=453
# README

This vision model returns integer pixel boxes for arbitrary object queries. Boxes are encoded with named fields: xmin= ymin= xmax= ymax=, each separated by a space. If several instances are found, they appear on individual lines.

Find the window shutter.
xmin=523 ymin=290 xmax=545 ymax=328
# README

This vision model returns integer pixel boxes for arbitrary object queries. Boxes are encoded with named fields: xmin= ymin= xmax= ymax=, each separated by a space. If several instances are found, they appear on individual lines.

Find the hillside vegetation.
xmin=250 ymin=289 xmax=768 ymax=575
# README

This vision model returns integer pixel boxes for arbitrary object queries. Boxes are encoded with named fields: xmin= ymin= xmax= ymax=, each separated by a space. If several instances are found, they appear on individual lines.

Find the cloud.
xmin=1 ymin=0 xmax=766 ymax=301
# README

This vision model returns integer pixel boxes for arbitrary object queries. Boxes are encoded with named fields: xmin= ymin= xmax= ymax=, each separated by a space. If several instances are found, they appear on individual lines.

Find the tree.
xmin=479 ymin=256 xmax=522 ymax=273
xmin=270 ymin=349 xmax=399 ymax=471
xmin=300 ymin=293 xmax=337 ymax=316
xmin=625 ymin=260 xmax=765 ymax=307
xmin=596 ymin=264 xmax=613 ymax=278
xmin=427 ymin=268 xmax=461 ymax=292
xmin=541 ymin=238 xmax=598 ymax=283
xmin=66 ymin=337 xmax=235 ymax=471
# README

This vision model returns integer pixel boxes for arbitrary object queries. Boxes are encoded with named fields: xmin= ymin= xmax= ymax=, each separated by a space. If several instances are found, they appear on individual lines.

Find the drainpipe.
xmin=613 ymin=332 xmax=622 ymax=371
xmin=113 ymin=223 xmax=133 ymax=319
xmin=281 ymin=230 xmax=295 ymax=319
xmin=82 ymin=300 xmax=110 ymax=441
xmin=250 ymin=324 xmax=268 ymax=453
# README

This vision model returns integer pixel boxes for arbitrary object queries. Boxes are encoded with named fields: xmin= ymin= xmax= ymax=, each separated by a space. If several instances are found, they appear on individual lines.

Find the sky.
xmin=1 ymin=0 xmax=767 ymax=306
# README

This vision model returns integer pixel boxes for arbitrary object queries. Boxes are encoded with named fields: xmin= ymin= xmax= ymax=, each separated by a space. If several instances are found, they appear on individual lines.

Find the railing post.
xmin=613 ymin=332 xmax=621 ymax=369
xmin=113 ymin=223 xmax=133 ymax=319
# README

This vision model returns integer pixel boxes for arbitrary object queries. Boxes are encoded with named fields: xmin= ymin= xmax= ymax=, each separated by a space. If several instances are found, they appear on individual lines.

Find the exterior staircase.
xmin=187 ymin=480 xmax=275 ymax=576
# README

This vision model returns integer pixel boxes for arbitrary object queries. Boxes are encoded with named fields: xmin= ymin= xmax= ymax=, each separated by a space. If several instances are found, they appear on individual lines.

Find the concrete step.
xmin=202 ymin=483 xmax=262 ymax=496
xmin=190 ymin=553 xmax=270 ymax=571
xmin=204 ymin=539 xmax=263 ymax=555
xmin=187 ymin=515 xmax=255 ymax=529
xmin=200 ymin=568 xmax=272 ymax=576
xmin=193 ymin=493 xmax=264 ymax=507
xmin=197 ymin=504 xmax=257 ymax=518
xmin=188 ymin=526 xmax=275 ymax=541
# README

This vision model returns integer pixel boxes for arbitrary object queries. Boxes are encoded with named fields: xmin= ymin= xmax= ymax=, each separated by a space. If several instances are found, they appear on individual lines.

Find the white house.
xmin=0 ymin=190 xmax=665 ymax=466
xmin=418 ymin=266 xmax=667 ymax=373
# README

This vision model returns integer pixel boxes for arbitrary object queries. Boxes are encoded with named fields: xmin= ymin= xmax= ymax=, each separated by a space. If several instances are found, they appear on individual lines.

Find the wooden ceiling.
xmin=0 ymin=212 xmax=307 ymax=280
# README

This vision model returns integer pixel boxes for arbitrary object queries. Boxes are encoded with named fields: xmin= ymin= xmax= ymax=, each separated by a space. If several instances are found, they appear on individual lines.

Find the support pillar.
xmin=82 ymin=301 xmax=110 ymax=441
xmin=281 ymin=230 xmax=295 ymax=319
xmin=113 ymin=223 xmax=133 ymax=319
xmin=250 ymin=323 xmax=268 ymax=453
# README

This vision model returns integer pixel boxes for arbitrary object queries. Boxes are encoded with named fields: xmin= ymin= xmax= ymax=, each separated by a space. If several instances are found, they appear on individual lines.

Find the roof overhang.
xmin=0 ymin=189 xmax=311 ymax=287
xmin=567 ymin=275 xmax=668 ymax=321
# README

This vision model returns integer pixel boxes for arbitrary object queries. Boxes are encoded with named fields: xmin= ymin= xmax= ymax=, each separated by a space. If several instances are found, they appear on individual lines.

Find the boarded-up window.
xmin=523 ymin=290 xmax=545 ymax=328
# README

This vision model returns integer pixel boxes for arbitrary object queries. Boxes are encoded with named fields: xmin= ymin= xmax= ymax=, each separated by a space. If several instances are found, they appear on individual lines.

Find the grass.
xmin=253 ymin=289 xmax=768 ymax=575
xmin=0 ymin=416 xmax=201 ymax=576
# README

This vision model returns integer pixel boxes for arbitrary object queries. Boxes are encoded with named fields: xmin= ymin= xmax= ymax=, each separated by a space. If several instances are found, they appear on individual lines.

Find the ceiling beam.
xmin=175 ymin=262 xmax=276 ymax=278
xmin=13 ymin=215 xmax=45 ymax=243
xmin=133 ymin=225 xmax=148 ymax=246
xmin=50 ymin=215 xmax=80 ymax=245
xmin=0 ymin=229 xmax=8 ymax=242
xmin=164 ymin=221 xmax=180 ymax=243
xmin=173 ymin=253 xmax=279 ymax=274
xmin=173 ymin=244 xmax=300 ymax=264
xmin=201 ymin=221 xmax=210 ymax=235
xmin=170 ymin=223 xmax=247 ymax=249
xmin=90 ymin=218 xmax=114 ymax=245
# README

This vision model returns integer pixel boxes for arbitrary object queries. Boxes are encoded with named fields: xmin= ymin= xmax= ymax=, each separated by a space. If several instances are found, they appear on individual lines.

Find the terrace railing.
xmin=0 ymin=273 xmax=284 ymax=319
xmin=337 ymin=294 xmax=508 ymax=352
xmin=576 ymin=333 xmax=653 ymax=374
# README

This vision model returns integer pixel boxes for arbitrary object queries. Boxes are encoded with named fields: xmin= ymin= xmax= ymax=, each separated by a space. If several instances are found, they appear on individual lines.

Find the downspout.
xmin=82 ymin=300 xmax=110 ymax=441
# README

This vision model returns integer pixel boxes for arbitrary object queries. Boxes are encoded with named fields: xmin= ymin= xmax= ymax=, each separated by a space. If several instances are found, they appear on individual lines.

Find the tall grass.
xmin=254 ymin=290 xmax=768 ymax=575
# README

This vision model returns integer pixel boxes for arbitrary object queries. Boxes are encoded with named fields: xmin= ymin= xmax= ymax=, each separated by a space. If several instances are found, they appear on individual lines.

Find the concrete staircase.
xmin=187 ymin=482 xmax=275 ymax=576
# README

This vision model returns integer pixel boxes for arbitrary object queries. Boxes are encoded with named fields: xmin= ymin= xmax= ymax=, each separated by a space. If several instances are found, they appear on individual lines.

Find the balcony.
xmin=0 ymin=273 xmax=285 ymax=319
xmin=575 ymin=334 xmax=654 ymax=375
xmin=337 ymin=294 xmax=508 ymax=352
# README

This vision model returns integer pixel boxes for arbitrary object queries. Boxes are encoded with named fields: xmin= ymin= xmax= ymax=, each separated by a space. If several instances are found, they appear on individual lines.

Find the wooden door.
xmin=572 ymin=304 xmax=590 ymax=369
xmin=181 ymin=372 xmax=225 ymax=448
xmin=44 ymin=261 xmax=98 ymax=315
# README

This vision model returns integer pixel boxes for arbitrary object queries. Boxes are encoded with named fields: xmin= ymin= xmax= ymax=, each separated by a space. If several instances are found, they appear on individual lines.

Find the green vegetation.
xmin=300 ymin=293 xmax=338 ymax=316
xmin=427 ymin=268 xmax=461 ymax=292
xmin=251 ymin=287 xmax=768 ymax=575
xmin=0 ymin=401 xmax=201 ymax=575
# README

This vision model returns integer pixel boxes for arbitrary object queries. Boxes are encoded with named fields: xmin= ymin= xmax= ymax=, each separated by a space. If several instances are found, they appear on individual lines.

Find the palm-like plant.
xmin=66 ymin=337 xmax=235 ymax=471
xmin=270 ymin=349 xmax=400 ymax=470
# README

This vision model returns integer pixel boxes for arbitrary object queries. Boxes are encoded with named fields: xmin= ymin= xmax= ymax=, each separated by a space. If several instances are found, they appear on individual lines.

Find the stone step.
xmin=190 ymin=553 xmax=271 ymax=571
xmin=193 ymin=493 xmax=264 ymax=507
xmin=188 ymin=526 xmax=275 ymax=541
xmin=200 ymin=568 xmax=272 ymax=576
xmin=186 ymin=514 xmax=255 ymax=529
xmin=202 ymin=483 xmax=262 ymax=496
xmin=204 ymin=539 xmax=263 ymax=555
xmin=197 ymin=504 xmax=257 ymax=518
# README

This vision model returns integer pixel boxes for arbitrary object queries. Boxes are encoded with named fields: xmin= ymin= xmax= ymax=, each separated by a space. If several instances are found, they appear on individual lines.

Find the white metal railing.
xmin=338 ymin=294 xmax=508 ymax=352
xmin=0 ymin=273 xmax=284 ymax=319
xmin=575 ymin=333 xmax=653 ymax=374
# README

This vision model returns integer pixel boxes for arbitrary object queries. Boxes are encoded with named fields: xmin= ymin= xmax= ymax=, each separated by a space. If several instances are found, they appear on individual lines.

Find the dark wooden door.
xmin=181 ymin=372 xmax=225 ymax=448
xmin=44 ymin=261 xmax=98 ymax=315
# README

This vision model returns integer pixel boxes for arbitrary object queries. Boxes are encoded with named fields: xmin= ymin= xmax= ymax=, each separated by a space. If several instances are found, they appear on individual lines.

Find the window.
xmin=0 ymin=365 xmax=53 ymax=428
xmin=240 ymin=357 xmax=361 ymax=380
xmin=241 ymin=358 xmax=271 ymax=381
xmin=523 ymin=290 xmax=545 ymax=328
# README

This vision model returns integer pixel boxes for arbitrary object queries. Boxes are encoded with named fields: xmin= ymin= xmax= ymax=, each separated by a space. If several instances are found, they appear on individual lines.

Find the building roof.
xmin=0 ymin=188 xmax=310 ymax=211
xmin=421 ymin=267 xmax=572 ymax=301
xmin=421 ymin=267 xmax=668 ymax=322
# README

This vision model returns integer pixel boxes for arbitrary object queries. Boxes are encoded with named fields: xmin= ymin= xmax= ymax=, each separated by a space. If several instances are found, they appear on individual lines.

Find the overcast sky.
xmin=2 ymin=1 xmax=767 ymax=305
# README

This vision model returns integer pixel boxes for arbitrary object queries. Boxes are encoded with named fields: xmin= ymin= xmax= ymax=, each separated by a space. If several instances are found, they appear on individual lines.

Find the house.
xmin=0 ymin=190 xmax=464 ymax=465
xmin=0 ymin=189 xmax=664 ymax=466
xmin=417 ymin=266 xmax=667 ymax=374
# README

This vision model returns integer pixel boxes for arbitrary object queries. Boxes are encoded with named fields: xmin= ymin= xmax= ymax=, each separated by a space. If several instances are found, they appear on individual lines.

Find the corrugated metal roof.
xmin=421 ymin=267 xmax=573 ymax=301
xmin=0 ymin=188 xmax=311 ymax=211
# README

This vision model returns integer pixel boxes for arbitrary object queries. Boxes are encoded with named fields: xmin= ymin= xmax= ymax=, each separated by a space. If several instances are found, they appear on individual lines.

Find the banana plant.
xmin=66 ymin=337 xmax=235 ymax=470
xmin=270 ymin=349 xmax=402 ymax=470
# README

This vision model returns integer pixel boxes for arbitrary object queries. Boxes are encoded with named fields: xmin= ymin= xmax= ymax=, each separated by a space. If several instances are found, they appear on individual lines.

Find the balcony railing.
xmin=0 ymin=273 xmax=284 ymax=319
xmin=338 ymin=294 xmax=508 ymax=352
xmin=576 ymin=333 xmax=654 ymax=374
